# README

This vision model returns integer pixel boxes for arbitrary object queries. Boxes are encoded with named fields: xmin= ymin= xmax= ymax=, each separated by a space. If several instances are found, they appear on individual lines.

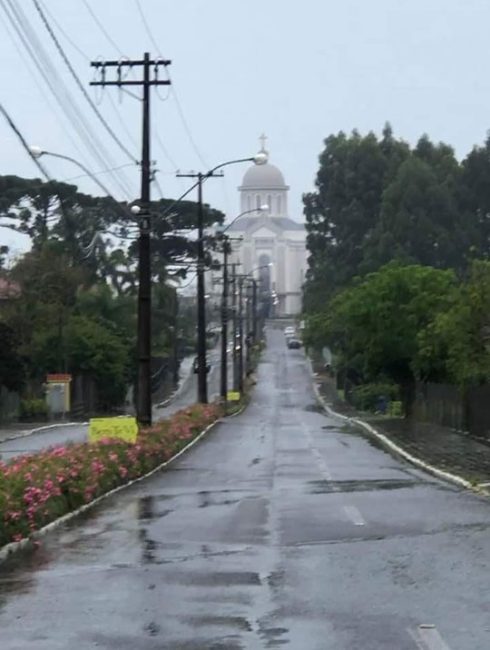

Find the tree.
xmin=459 ymin=136 xmax=490 ymax=259
xmin=0 ymin=322 xmax=25 ymax=392
xmin=317 ymin=263 xmax=456 ymax=414
xmin=304 ymin=125 xmax=410 ymax=303
xmin=416 ymin=260 xmax=490 ymax=386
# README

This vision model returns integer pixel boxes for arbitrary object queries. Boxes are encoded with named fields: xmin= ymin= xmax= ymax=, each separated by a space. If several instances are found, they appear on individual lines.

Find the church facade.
xmin=225 ymin=138 xmax=307 ymax=317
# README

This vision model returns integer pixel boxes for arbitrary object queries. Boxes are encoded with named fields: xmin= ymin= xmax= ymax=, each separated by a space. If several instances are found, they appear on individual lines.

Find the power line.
xmin=0 ymin=0 xmax=91 ymax=168
xmin=0 ymin=102 xmax=51 ymax=180
xmin=32 ymin=0 xmax=138 ymax=165
xmin=39 ymin=0 xmax=88 ymax=61
xmin=135 ymin=0 xmax=160 ymax=53
xmin=169 ymin=73 xmax=209 ymax=169
xmin=134 ymin=0 xmax=209 ymax=169
xmin=79 ymin=0 xmax=179 ymax=176
xmin=81 ymin=0 xmax=125 ymax=55
xmin=0 ymin=0 xmax=133 ymax=199
xmin=38 ymin=2 xmax=141 ymax=162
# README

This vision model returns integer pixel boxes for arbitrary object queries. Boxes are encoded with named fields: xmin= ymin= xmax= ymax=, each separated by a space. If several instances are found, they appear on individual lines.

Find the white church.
xmin=222 ymin=137 xmax=307 ymax=316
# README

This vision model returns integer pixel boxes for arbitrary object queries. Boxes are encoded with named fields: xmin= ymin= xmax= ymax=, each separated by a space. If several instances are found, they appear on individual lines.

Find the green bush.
xmin=350 ymin=382 xmax=399 ymax=413
xmin=19 ymin=398 xmax=48 ymax=420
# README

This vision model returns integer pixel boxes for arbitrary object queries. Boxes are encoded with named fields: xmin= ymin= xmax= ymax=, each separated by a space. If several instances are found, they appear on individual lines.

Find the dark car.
xmin=287 ymin=338 xmax=301 ymax=349
xmin=193 ymin=357 xmax=211 ymax=373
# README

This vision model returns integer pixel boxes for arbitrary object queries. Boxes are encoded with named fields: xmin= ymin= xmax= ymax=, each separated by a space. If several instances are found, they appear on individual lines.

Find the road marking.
xmin=408 ymin=625 xmax=452 ymax=650
xmin=343 ymin=505 xmax=366 ymax=526
xmin=301 ymin=420 xmax=368 ymax=527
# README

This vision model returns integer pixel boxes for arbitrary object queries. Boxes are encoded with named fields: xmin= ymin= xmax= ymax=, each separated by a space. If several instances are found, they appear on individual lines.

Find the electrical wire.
xmin=134 ymin=0 xmax=209 ymax=169
xmin=0 ymin=2 xmax=91 ymax=168
xmin=79 ymin=0 xmax=180 ymax=183
xmin=33 ymin=0 xmax=138 ymax=165
xmin=0 ymin=0 xmax=133 ymax=200
xmin=81 ymin=0 xmax=125 ymax=55
xmin=0 ymin=102 xmax=51 ymax=180
xmin=38 ymin=2 xmax=141 ymax=163
xmin=177 ymin=271 xmax=198 ymax=289
xmin=154 ymin=130 xmax=178 ymax=171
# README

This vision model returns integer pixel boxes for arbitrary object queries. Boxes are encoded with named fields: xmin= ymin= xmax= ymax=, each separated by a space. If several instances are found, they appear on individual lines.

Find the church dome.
xmin=240 ymin=161 xmax=286 ymax=190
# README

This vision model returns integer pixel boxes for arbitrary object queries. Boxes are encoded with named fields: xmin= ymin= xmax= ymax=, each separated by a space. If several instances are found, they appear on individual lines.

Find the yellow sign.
xmin=226 ymin=391 xmax=241 ymax=402
xmin=89 ymin=417 xmax=138 ymax=444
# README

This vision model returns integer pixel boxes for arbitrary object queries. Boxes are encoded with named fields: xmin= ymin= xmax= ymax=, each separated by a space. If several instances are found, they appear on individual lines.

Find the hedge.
xmin=0 ymin=403 xmax=222 ymax=549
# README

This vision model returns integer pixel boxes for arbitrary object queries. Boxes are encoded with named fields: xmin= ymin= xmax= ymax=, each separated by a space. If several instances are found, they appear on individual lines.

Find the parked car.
xmin=284 ymin=326 xmax=295 ymax=337
xmin=193 ymin=357 xmax=211 ymax=373
xmin=287 ymin=337 xmax=301 ymax=349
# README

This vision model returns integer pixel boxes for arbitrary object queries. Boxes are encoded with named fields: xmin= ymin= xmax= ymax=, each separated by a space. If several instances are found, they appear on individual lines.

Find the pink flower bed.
xmin=0 ymin=403 xmax=221 ymax=549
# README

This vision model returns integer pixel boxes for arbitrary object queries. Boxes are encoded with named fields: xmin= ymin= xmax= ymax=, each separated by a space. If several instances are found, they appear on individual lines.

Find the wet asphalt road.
xmin=1 ymin=326 xmax=490 ymax=649
xmin=155 ymin=348 xmax=221 ymax=420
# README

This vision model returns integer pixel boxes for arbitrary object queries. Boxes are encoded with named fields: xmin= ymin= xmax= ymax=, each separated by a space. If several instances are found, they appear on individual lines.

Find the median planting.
xmin=0 ymin=403 xmax=222 ymax=549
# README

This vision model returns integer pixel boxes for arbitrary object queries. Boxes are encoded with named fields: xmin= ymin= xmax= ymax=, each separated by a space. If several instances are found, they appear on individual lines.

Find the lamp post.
xmin=178 ymin=152 xmax=267 ymax=404
xmin=215 ymin=205 xmax=268 ymax=403
xmin=233 ymin=263 xmax=273 ymax=391
xmin=29 ymin=146 xmax=155 ymax=423
xmin=28 ymin=147 xmax=121 ymax=199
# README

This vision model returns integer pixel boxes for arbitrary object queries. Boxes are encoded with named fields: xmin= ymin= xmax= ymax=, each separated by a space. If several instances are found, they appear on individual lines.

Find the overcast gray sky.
xmin=1 ymin=0 xmax=490 ymax=254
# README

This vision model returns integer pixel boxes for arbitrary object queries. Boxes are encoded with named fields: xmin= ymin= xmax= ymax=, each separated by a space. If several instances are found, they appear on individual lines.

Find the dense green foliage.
xmin=304 ymin=126 xmax=490 ymax=413
xmin=0 ymin=175 xmax=223 ymax=411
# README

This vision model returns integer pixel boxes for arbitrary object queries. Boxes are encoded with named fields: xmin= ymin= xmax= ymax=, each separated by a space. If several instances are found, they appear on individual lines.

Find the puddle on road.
xmin=138 ymin=495 xmax=174 ymax=521
xmin=307 ymin=478 xmax=424 ymax=494
xmin=169 ymin=570 xmax=262 ymax=587
xmin=184 ymin=615 xmax=252 ymax=631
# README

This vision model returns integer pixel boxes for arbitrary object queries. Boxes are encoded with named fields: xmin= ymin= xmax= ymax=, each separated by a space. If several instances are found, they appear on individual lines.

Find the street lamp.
xmin=30 ymin=145 xmax=154 ymax=426
xmin=181 ymin=152 xmax=267 ymax=405
xmin=218 ymin=205 xmax=269 ymax=235
xmin=29 ymin=146 xmax=121 ymax=201
xmin=214 ymin=206 xmax=268 ymax=403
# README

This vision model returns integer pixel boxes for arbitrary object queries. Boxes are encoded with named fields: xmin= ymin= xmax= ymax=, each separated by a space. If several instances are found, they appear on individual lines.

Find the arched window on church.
xmin=256 ymin=194 xmax=261 ymax=210
xmin=277 ymin=195 xmax=282 ymax=214
xmin=267 ymin=194 xmax=272 ymax=214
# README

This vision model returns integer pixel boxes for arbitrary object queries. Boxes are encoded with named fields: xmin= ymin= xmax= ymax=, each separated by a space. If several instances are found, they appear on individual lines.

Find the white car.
xmin=284 ymin=326 xmax=295 ymax=337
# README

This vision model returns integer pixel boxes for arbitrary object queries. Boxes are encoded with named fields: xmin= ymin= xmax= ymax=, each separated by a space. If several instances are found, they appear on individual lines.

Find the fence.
xmin=414 ymin=382 xmax=490 ymax=440
xmin=0 ymin=386 xmax=20 ymax=423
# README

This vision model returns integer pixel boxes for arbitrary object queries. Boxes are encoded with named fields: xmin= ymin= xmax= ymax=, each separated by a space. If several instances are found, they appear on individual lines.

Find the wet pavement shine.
xmin=1 ymin=326 xmax=490 ymax=649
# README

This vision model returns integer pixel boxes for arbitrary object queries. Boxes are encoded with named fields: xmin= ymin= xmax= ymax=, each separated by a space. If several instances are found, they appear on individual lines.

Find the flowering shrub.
xmin=0 ymin=403 xmax=221 ymax=549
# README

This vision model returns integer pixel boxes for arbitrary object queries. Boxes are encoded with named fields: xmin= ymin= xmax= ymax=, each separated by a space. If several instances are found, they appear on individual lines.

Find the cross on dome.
xmin=259 ymin=133 xmax=268 ymax=154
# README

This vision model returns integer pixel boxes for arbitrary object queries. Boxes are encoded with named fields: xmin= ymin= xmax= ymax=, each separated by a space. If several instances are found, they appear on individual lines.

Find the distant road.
xmin=0 ymin=352 xmax=214 ymax=461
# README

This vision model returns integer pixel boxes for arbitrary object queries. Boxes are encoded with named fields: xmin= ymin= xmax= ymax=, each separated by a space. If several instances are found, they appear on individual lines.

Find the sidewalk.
xmin=315 ymin=371 xmax=490 ymax=487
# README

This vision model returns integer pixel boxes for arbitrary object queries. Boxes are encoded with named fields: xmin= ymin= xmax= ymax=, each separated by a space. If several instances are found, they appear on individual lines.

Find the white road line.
xmin=408 ymin=625 xmax=452 ymax=650
xmin=302 ymin=421 xmax=367 ymax=526
xmin=343 ymin=505 xmax=366 ymax=526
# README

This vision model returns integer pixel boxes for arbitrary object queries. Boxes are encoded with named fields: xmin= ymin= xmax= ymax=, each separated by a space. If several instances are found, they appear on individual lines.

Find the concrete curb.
xmin=225 ymin=399 xmax=249 ymax=419
xmin=0 ymin=421 xmax=89 ymax=445
xmin=310 ymin=372 xmax=489 ymax=496
xmin=155 ymin=363 xmax=194 ymax=410
xmin=0 ymin=417 xmax=222 ymax=563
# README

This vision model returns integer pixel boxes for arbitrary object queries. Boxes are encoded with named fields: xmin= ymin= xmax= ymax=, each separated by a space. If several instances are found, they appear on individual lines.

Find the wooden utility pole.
xmin=90 ymin=53 xmax=171 ymax=426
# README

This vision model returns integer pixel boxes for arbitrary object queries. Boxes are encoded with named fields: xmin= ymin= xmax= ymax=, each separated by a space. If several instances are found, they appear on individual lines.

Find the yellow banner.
xmin=227 ymin=391 xmax=241 ymax=402
xmin=89 ymin=417 xmax=138 ymax=444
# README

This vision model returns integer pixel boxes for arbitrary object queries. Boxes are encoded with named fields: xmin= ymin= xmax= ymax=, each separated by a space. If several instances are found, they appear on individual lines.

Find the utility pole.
xmin=245 ymin=280 xmax=251 ymax=375
xmin=231 ymin=264 xmax=239 ymax=391
xmin=176 ymin=170 xmax=223 ymax=403
xmin=238 ymin=277 xmax=244 ymax=393
xmin=252 ymin=279 xmax=258 ymax=343
xmin=220 ymin=235 xmax=229 ymax=401
xmin=90 ymin=53 xmax=171 ymax=426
